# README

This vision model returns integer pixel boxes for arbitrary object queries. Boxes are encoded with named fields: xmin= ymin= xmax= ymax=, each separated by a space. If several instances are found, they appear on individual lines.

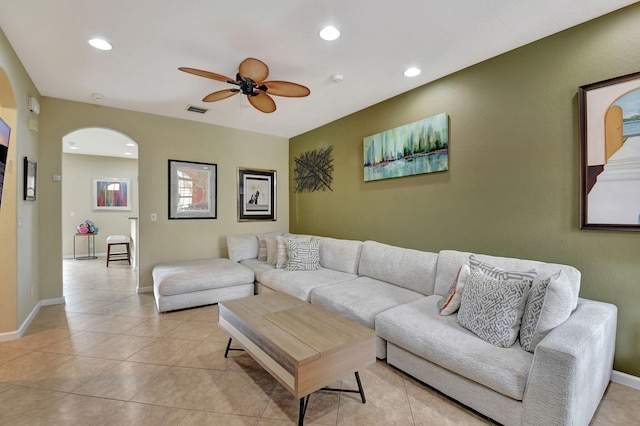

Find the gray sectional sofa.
xmin=226 ymin=233 xmax=617 ymax=426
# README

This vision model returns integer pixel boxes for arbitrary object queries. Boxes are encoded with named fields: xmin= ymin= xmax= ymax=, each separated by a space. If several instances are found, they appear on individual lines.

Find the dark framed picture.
xmin=238 ymin=167 xmax=276 ymax=221
xmin=578 ymin=71 xmax=640 ymax=231
xmin=24 ymin=157 xmax=37 ymax=201
xmin=168 ymin=160 xmax=217 ymax=219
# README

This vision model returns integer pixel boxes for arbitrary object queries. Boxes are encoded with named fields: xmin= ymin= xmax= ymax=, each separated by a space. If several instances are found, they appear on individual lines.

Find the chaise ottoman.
xmin=152 ymin=258 xmax=255 ymax=313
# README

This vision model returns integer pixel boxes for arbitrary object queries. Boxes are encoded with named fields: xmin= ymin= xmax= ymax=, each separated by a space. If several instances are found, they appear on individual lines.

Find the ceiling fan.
xmin=179 ymin=58 xmax=310 ymax=113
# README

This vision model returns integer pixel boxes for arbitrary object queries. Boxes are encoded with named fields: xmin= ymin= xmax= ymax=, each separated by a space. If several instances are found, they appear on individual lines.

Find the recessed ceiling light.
xmin=404 ymin=67 xmax=421 ymax=77
xmin=69 ymin=146 xmax=79 ymax=150
xmin=88 ymin=38 xmax=112 ymax=51
xmin=124 ymin=152 xmax=133 ymax=156
xmin=319 ymin=26 xmax=340 ymax=41
xmin=126 ymin=142 xmax=136 ymax=147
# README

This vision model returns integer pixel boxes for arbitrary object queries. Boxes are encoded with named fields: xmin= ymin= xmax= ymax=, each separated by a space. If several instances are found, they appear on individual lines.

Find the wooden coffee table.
xmin=218 ymin=292 xmax=376 ymax=425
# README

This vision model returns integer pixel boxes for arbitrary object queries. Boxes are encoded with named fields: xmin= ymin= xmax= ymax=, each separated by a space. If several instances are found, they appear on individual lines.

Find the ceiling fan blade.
xmin=262 ymin=80 xmax=310 ymax=97
xmin=179 ymin=67 xmax=234 ymax=83
xmin=248 ymin=92 xmax=276 ymax=113
xmin=239 ymin=58 xmax=269 ymax=83
xmin=202 ymin=89 xmax=239 ymax=102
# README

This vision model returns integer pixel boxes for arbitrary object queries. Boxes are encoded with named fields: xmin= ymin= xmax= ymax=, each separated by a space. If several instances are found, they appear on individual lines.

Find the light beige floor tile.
xmin=91 ymin=301 xmax=139 ymax=316
xmin=120 ymin=303 xmax=160 ymax=318
xmin=181 ymin=304 xmax=219 ymax=322
xmin=0 ymin=346 xmax=31 ymax=365
xmin=131 ymin=366 xmax=221 ymax=409
xmin=79 ymin=334 xmax=155 ymax=360
xmin=404 ymin=377 xmax=490 ymax=425
xmin=121 ymin=317 xmax=183 ymax=338
xmin=98 ymin=401 xmax=190 ymax=426
xmin=591 ymin=399 xmax=640 ymax=425
xmin=19 ymin=355 xmax=120 ymax=392
xmin=83 ymin=314 xmax=147 ymax=334
xmin=262 ymin=385 xmax=339 ymax=425
xmin=64 ymin=299 xmax=116 ymax=314
xmin=28 ymin=309 xmax=84 ymax=330
xmin=0 ymin=385 xmax=66 ymax=424
xmin=64 ymin=313 xmax=115 ymax=331
xmin=206 ymin=324 xmax=233 ymax=342
xmin=175 ymin=340 xmax=234 ymax=370
xmin=36 ymin=331 xmax=115 ymax=355
xmin=162 ymin=320 xmax=216 ymax=341
xmin=0 ymin=351 xmax=73 ymax=382
xmin=25 ymin=393 xmax=125 ymax=426
xmin=74 ymin=360 xmax=167 ymax=400
xmin=0 ymin=328 xmax=75 ymax=350
xmin=179 ymin=410 xmax=260 ymax=425
xmin=127 ymin=337 xmax=200 ymax=365
xmin=196 ymin=370 xmax=277 ymax=417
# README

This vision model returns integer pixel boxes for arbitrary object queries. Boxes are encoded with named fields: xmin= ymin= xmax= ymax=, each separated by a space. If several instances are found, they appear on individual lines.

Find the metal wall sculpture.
xmin=294 ymin=146 xmax=334 ymax=193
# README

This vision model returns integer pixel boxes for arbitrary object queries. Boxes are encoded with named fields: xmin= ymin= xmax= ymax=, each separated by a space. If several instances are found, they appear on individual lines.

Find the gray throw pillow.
xmin=457 ymin=270 xmax=532 ymax=348
xmin=519 ymin=270 xmax=574 ymax=352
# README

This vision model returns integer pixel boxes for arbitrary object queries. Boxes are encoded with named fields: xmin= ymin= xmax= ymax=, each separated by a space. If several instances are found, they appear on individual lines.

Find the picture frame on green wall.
xmin=578 ymin=71 xmax=640 ymax=231
xmin=237 ymin=167 xmax=276 ymax=221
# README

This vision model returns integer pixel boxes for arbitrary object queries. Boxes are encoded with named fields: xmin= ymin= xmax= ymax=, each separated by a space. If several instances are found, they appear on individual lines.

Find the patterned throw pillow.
xmin=469 ymin=255 xmax=538 ymax=282
xmin=285 ymin=238 xmax=320 ymax=271
xmin=519 ymin=270 xmax=574 ymax=352
xmin=257 ymin=237 xmax=268 ymax=261
xmin=457 ymin=270 xmax=532 ymax=348
xmin=438 ymin=264 xmax=471 ymax=315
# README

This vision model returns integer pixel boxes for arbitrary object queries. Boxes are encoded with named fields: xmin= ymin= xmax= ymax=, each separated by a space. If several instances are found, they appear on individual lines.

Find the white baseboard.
xmin=612 ymin=370 xmax=640 ymax=390
xmin=0 ymin=297 xmax=65 ymax=342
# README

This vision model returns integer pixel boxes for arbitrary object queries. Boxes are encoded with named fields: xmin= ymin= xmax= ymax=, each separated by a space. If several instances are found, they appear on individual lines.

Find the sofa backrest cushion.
xmin=358 ymin=240 xmax=438 ymax=295
xmin=319 ymin=237 xmax=363 ymax=275
xmin=227 ymin=232 xmax=283 ymax=262
xmin=435 ymin=250 xmax=581 ymax=311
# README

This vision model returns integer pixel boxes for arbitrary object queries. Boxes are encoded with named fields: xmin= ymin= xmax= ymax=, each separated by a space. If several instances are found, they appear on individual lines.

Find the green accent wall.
xmin=290 ymin=5 xmax=640 ymax=376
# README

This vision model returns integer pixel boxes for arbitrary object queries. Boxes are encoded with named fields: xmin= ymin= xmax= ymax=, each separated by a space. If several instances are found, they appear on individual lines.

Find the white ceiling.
xmin=0 ymin=0 xmax=636 ymax=147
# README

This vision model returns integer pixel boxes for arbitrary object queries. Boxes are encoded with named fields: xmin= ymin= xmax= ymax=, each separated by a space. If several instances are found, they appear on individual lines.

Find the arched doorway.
xmin=61 ymin=127 xmax=140 ymax=296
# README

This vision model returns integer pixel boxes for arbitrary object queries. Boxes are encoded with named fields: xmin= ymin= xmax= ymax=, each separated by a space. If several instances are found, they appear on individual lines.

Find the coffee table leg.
xmin=299 ymin=395 xmax=310 ymax=426
xmin=224 ymin=338 xmax=244 ymax=358
xmin=354 ymin=371 xmax=366 ymax=403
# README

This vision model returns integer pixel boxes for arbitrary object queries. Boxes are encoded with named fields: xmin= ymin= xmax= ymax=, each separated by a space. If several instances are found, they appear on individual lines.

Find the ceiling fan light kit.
xmin=179 ymin=58 xmax=310 ymax=113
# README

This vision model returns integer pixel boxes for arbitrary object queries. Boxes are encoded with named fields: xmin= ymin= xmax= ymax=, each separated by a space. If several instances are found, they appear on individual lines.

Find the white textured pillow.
xmin=285 ymin=238 xmax=320 ymax=271
xmin=458 ymin=270 xmax=532 ymax=348
xmin=438 ymin=264 xmax=470 ymax=315
xmin=275 ymin=236 xmax=289 ymax=269
xmin=519 ymin=270 xmax=574 ymax=352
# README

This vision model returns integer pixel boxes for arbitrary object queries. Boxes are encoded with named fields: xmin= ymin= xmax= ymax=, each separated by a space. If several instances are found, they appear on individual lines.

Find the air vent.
xmin=186 ymin=105 xmax=208 ymax=114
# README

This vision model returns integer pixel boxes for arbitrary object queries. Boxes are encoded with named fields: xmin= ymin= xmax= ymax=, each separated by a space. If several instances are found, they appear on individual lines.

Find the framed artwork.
xmin=168 ymin=160 xmax=217 ymax=219
xmin=0 ymin=117 xmax=10 ymax=211
xmin=24 ymin=157 xmax=37 ymax=201
xmin=363 ymin=112 xmax=449 ymax=182
xmin=238 ymin=167 xmax=276 ymax=221
xmin=578 ymin=71 xmax=640 ymax=231
xmin=93 ymin=178 xmax=131 ymax=210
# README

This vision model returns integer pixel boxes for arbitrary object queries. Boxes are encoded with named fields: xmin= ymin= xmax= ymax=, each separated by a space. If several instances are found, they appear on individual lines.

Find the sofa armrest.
xmin=522 ymin=298 xmax=617 ymax=426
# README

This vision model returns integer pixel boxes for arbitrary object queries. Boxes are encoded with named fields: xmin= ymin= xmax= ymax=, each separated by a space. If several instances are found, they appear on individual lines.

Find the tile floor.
xmin=0 ymin=258 xmax=638 ymax=425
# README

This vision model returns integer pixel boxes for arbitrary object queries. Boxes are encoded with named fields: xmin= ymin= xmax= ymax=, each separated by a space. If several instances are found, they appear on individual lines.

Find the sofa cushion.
xmin=153 ymin=258 xmax=254 ymax=296
xmin=375 ymin=296 xmax=533 ymax=400
xmin=285 ymin=237 xmax=320 ymax=271
xmin=239 ymin=259 xmax=275 ymax=282
xmin=438 ymin=264 xmax=470 ymax=315
xmin=260 ymin=267 xmax=357 ymax=301
xmin=227 ymin=234 xmax=259 ymax=262
xmin=519 ymin=270 xmax=574 ymax=352
xmin=319 ymin=237 xmax=362 ymax=274
xmin=310 ymin=277 xmax=425 ymax=329
xmin=358 ymin=241 xmax=438 ymax=295
xmin=457 ymin=271 xmax=532 ymax=348
xmin=434 ymin=250 xmax=581 ymax=311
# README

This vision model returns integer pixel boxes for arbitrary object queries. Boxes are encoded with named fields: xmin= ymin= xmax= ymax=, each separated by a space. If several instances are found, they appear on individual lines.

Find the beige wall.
xmin=62 ymin=154 xmax=138 ymax=257
xmin=290 ymin=5 xmax=640 ymax=376
xmin=38 ymin=98 xmax=289 ymax=299
xmin=0 ymin=27 xmax=40 ymax=333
